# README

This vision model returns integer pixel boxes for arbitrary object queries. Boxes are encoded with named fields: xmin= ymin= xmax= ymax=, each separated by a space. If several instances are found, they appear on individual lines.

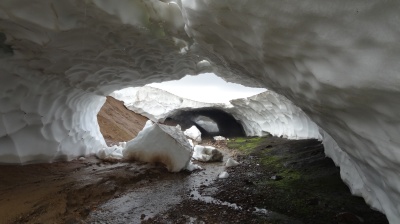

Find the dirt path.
xmin=0 ymin=144 xmax=230 ymax=224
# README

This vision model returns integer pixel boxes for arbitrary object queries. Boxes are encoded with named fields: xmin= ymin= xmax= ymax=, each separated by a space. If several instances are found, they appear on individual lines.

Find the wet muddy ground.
xmin=0 ymin=136 xmax=389 ymax=224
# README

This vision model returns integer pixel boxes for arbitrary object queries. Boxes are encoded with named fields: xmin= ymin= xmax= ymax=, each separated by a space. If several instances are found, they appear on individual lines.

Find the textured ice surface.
xmin=192 ymin=145 xmax=223 ymax=162
xmin=184 ymin=125 xmax=202 ymax=142
xmin=194 ymin=115 xmax=219 ymax=133
xmin=111 ymin=87 xmax=218 ymax=122
xmin=0 ymin=1 xmax=399 ymax=222
xmin=113 ymin=86 xmax=321 ymax=140
xmin=97 ymin=145 xmax=124 ymax=161
xmin=123 ymin=123 xmax=193 ymax=172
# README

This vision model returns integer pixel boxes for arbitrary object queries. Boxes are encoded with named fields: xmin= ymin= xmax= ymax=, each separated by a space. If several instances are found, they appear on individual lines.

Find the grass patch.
xmin=226 ymin=136 xmax=388 ymax=224
xmin=227 ymin=136 xmax=266 ymax=154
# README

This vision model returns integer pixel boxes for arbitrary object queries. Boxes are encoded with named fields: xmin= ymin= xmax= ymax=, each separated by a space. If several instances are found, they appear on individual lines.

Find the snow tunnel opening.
xmin=164 ymin=108 xmax=246 ymax=139
xmin=97 ymin=72 xmax=266 ymax=145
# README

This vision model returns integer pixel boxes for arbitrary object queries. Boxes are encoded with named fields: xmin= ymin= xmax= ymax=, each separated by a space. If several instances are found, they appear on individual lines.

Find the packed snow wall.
xmin=111 ymin=86 xmax=321 ymax=140
xmin=0 ymin=1 xmax=399 ymax=222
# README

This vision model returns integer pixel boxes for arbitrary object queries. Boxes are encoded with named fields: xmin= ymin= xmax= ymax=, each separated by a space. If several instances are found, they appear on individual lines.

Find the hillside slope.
xmin=97 ymin=96 xmax=148 ymax=145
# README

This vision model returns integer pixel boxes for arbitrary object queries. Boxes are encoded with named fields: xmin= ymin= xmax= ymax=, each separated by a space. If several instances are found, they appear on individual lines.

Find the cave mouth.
xmin=164 ymin=108 xmax=246 ymax=139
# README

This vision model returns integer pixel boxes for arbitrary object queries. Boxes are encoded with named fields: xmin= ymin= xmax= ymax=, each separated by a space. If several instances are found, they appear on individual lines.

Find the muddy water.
xmin=87 ymin=157 xmax=228 ymax=223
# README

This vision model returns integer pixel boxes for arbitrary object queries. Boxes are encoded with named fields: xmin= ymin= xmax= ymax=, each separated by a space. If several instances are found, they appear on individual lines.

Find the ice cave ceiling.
xmin=0 ymin=0 xmax=399 ymax=223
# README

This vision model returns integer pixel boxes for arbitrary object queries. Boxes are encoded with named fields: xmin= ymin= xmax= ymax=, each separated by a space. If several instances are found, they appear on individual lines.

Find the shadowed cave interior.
xmin=163 ymin=108 xmax=246 ymax=138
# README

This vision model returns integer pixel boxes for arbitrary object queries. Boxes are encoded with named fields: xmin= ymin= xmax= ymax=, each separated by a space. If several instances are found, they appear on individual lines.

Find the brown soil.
xmin=97 ymin=96 xmax=148 ymax=145
xmin=0 ymin=157 xmax=182 ymax=223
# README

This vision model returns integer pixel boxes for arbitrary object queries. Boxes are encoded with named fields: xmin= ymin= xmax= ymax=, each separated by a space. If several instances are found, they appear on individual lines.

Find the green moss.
xmin=227 ymin=136 xmax=266 ymax=154
xmin=225 ymin=136 xmax=388 ymax=223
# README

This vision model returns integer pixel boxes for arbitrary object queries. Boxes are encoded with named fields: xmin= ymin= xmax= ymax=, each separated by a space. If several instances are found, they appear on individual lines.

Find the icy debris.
xmin=123 ymin=123 xmax=193 ymax=172
xmin=186 ymin=161 xmax=202 ymax=171
xmin=78 ymin=157 xmax=86 ymax=161
xmin=218 ymin=171 xmax=229 ymax=179
xmin=213 ymin=136 xmax=226 ymax=141
xmin=184 ymin=125 xmax=202 ymax=142
xmin=192 ymin=145 xmax=223 ymax=162
xmin=118 ymin=141 xmax=126 ymax=148
xmin=225 ymin=158 xmax=240 ymax=167
xmin=143 ymin=120 xmax=154 ymax=129
xmin=97 ymin=145 xmax=124 ymax=160
xmin=188 ymin=139 xmax=194 ymax=148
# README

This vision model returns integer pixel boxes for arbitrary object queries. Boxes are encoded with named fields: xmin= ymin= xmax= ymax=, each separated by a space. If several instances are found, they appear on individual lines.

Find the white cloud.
xmin=147 ymin=73 xmax=266 ymax=103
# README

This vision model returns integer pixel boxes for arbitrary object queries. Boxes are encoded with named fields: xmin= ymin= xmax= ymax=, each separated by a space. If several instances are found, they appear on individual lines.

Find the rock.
xmin=219 ymin=171 xmax=229 ymax=179
xmin=270 ymin=175 xmax=283 ymax=181
xmin=225 ymin=158 xmax=240 ymax=167
xmin=335 ymin=212 xmax=364 ymax=224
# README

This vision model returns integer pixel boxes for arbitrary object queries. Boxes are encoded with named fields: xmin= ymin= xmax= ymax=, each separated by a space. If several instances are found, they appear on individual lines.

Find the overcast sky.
xmin=147 ymin=73 xmax=266 ymax=103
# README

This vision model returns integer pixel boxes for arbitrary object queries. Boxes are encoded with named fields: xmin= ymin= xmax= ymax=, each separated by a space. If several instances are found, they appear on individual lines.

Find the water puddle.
xmin=87 ymin=158 xmax=229 ymax=223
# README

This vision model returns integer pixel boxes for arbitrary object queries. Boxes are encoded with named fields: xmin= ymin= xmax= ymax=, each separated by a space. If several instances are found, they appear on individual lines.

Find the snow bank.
xmin=123 ymin=123 xmax=193 ymax=172
xmin=111 ymin=87 xmax=218 ymax=122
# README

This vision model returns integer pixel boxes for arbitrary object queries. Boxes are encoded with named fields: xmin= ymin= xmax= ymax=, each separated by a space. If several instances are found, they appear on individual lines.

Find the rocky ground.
xmin=144 ymin=137 xmax=389 ymax=224
xmin=0 ymin=97 xmax=389 ymax=224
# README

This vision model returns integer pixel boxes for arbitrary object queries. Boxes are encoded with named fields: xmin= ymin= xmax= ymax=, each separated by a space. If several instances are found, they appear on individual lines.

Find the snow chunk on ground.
xmin=188 ymin=139 xmax=194 ymax=148
xmin=97 ymin=145 xmax=124 ymax=161
xmin=143 ymin=120 xmax=154 ymax=129
xmin=186 ymin=161 xmax=202 ymax=171
xmin=225 ymin=158 xmax=240 ymax=167
xmin=123 ymin=123 xmax=193 ymax=172
xmin=184 ymin=125 xmax=202 ymax=142
xmin=213 ymin=136 xmax=226 ymax=141
xmin=219 ymin=171 xmax=229 ymax=179
xmin=192 ymin=145 xmax=223 ymax=162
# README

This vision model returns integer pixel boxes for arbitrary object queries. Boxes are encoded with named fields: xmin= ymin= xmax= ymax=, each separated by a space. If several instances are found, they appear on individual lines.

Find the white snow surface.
xmin=112 ymin=86 xmax=321 ymax=140
xmin=225 ymin=158 xmax=240 ymax=168
xmin=123 ymin=122 xmax=193 ymax=172
xmin=183 ymin=125 xmax=202 ymax=142
xmin=194 ymin=116 xmax=219 ymax=133
xmin=97 ymin=145 xmax=124 ymax=161
xmin=0 ymin=1 xmax=399 ymax=222
xmin=213 ymin=136 xmax=226 ymax=141
xmin=192 ymin=145 xmax=222 ymax=162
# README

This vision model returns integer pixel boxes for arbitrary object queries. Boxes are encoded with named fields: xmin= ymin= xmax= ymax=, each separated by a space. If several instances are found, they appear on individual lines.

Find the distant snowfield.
xmin=147 ymin=73 xmax=266 ymax=104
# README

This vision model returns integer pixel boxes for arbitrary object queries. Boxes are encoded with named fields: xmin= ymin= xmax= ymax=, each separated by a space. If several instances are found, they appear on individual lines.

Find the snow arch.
xmin=166 ymin=108 xmax=246 ymax=138
xmin=0 ymin=1 xmax=400 ymax=223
